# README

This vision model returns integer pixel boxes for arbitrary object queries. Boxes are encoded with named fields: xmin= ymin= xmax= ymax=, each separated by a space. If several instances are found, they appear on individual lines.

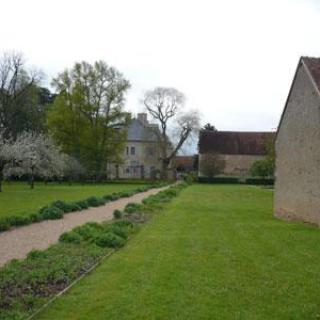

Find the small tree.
xmin=250 ymin=159 xmax=273 ymax=178
xmin=200 ymin=153 xmax=226 ymax=178
xmin=250 ymin=138 xmax=275 ymax=179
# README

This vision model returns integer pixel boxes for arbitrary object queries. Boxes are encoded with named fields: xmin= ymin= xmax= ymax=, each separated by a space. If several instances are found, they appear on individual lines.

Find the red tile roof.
xmin=199 ymin=131 xmax=275 ymax=155
xmin=174 ymin=156 xmax=194 ymax=170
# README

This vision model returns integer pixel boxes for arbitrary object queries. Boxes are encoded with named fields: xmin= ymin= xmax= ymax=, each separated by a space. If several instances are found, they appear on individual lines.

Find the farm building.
xmin=198 ymin=130 xmax=275 ymax=177
xmin=274 ymin=57 xmax=320 ymax=224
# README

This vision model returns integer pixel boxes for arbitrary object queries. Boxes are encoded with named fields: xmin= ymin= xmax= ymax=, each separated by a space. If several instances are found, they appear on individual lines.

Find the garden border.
xmin=0 ymin=182 xmax=168 ymax=232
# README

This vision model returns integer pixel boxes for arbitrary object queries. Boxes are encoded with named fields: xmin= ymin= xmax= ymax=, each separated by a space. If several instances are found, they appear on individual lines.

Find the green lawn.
xmin=0 ymin=182 xmax=146 ymax=219
xmin=37 ymin=184 xmax=320 ymax=319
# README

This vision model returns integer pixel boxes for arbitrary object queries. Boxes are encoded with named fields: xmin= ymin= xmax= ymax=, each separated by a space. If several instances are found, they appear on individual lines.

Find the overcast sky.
xmin=1 ymin=0 xmax=320 ymax=133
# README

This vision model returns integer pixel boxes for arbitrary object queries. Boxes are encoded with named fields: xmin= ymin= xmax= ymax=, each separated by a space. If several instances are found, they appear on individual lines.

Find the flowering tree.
xmin=0 ymin=131 xmax=16 ymax=192
xmin=7 ymin=133 xmax=66 ymax=188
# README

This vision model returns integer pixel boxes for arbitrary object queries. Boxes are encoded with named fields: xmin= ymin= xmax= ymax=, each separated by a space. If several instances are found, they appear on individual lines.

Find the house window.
xmin=126 ymin=147 xmax=129 ymax=155
xmin=130 ymin=146 xmax=135 ymax=155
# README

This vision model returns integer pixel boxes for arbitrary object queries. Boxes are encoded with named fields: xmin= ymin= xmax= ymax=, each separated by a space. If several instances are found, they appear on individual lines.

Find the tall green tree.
xmin=47 ymin=61 xmax=130 ymax=179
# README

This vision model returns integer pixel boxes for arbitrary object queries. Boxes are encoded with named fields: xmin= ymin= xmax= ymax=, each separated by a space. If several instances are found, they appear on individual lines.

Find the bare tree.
xmin=200 ymin=152 xmax=226 ymax=178
xmin=0 ymin=52 xmax=43 ymax=138
xmin=144 ymin=87 xmax=200 ymax=179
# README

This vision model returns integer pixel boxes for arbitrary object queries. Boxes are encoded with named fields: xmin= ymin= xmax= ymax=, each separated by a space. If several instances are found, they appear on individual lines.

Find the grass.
xmin=0 ymin=182 xmax=147 ymax=220
xmin=0 ymin=184 xmax=183 ymax=319
xmin=34 ymin=184 xmax=320 ymax=319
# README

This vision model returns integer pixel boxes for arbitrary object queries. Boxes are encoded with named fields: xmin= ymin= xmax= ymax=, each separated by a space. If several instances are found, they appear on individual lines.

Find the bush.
xmin=119 ymin=191 xmax=134 ymax=198
xmin=51 ymin=200 xmax=72 ymax=213
xmin=27 ymin=249 xmax=48 ymax=260
xmin=245 ymin=178 xmax=274 ymax=185
xmin=184 ymin=173 xmax=194 ymax=185
xmin=0 ymin=218 xmax=10 ymax=231
xmin=73 ymin=222 xmax=103 ymax=241
xmin=124 ymin=202 xmax=143 ymax=214
xmin=86 ymin=196 xmax=105 ymax=207
xmin=75 ymin=200 xmax=89 ymax=210
xmin=109 ymin=193 xmax=120 ymax=201
xmin=110 ymin=226 xmax=129 ymax=239
xmin=198 ymin=176 xmax=240 ymax=184
xmin=39 ymin=206 xmax=64 ymax=220
xmin=30 ymin=213 xmax=41 ymax=222
xmin=59 ymin=231 xmax=82 ymax=244
xmin=6 ymin=215 xmax=31 ymax=226
xmin=113 ymin=209 xmax=123 ymax=219
xmin=94 ymin=232 xmax=126 ymax=248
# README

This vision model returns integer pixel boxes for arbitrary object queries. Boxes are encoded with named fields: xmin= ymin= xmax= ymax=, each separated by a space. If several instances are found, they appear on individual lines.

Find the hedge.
xmin=198 ymin=176 xmax=274 ymax=185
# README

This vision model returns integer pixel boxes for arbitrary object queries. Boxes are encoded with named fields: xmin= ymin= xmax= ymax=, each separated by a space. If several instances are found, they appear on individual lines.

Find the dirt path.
xmin=0 ymin=186 xmax=168 ymax=267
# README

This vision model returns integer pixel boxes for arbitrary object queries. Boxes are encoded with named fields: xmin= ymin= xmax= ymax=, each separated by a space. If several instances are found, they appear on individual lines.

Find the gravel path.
xmin=0 ymin=186 xmax=168 ymax=267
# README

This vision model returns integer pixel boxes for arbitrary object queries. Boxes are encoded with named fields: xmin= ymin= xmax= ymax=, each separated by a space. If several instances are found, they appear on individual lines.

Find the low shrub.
xmin=73 ymin=222 xmax=103 ymax=241
xmin=27 ymin=249 xmax=48 ymax=260
xmin=184 ymin=173 xmax=195 ymax=185
xmin=75 ymin=200 xmax=89 ymax=210
xmin=124 ymin=202 xmax=143 ymax=214
xmin=113 ymin=209 xmax=123 ymax=219
xmin=0 ymin=219 xmax=10 ymax=231
xmin=51 ymin=200 xmax=72 ymax=213
xmin=119 ymin=191 xmax=134 ymax=198
xmin=39 ymin=206 xmax=64 ymax=220
xmin=109 ymin=193 xmax=120 ymax=201
xmin=86 ymin=196 xmax=105 ymax=207
xmin=245 ymin=178 xmax=274 ymax=185
xmin=59 ymin=231 xmax=82 ymax=244
xmin=103 ymin=194 xmax=114 ymax=201
xmin=94 ymin=232 xmax=126 ymax=248
xmin=6 ymin=215 xmax=31 ymax=226
xmin=198 ymin=176 xmax=240 ymax=184
xmin=30 ymin=213 xmax=42 ymax=222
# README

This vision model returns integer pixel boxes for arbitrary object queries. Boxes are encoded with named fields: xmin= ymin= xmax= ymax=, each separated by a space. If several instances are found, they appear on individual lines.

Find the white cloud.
xmin=1 ymin=0 xmax=320 ymax=134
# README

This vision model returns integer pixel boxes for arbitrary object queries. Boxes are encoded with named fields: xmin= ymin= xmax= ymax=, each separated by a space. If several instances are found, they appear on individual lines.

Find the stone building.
xmin=274 ymin=57 xmax=320 ymax=224
xmin=198 ymin=130 xmax=275 ymax=177
xmin=108 ymin=113 xmax=162 ymax=179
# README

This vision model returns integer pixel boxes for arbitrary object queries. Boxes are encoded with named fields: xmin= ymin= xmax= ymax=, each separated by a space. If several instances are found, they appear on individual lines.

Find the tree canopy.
xmin=47 ymin=61 xmax=131 ymax=178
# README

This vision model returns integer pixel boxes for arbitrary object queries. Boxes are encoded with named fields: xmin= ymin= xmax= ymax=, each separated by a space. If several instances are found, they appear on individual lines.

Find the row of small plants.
xmin=0 ymin=182 xmax=187 ymax=320
xmin=0 ymin=183 xmax=168 ymax=232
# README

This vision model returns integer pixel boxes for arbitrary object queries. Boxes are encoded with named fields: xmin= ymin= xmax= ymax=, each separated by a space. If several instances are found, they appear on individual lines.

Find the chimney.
xmin=137 ymin=113 xmax=148 ymax=125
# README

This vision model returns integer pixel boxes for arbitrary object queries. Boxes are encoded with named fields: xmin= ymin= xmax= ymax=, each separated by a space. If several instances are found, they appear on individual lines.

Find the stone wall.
xmin=198 ymin=153 xmax=265 ymax=177
xmin=274 ymin=62 xmax=320 ymax=224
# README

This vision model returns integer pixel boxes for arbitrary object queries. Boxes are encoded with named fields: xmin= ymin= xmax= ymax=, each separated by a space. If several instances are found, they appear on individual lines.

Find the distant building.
xmin=108 ymin=113 xmax=162 ymax=179
xmin=198 ymin=130 xmax=275 ymax=177
xmin=174 ymin=156 xmax=195 ymax=173
xmin=275 ymin=57 xmax=320 ymax=224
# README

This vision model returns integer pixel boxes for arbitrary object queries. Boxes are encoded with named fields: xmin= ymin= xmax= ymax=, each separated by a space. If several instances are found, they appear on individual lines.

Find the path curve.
xmin=0 ymin=186 xmax=168 ymax=267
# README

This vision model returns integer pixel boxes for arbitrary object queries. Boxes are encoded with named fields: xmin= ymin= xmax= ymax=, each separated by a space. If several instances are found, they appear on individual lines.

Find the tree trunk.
xmin=30 ymin=167 xmax=34 ymax=189
xmin=161 ymin=159 xmax=170 ymax=180
xmin=0 ymin=170 xmax=3 ymax=193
